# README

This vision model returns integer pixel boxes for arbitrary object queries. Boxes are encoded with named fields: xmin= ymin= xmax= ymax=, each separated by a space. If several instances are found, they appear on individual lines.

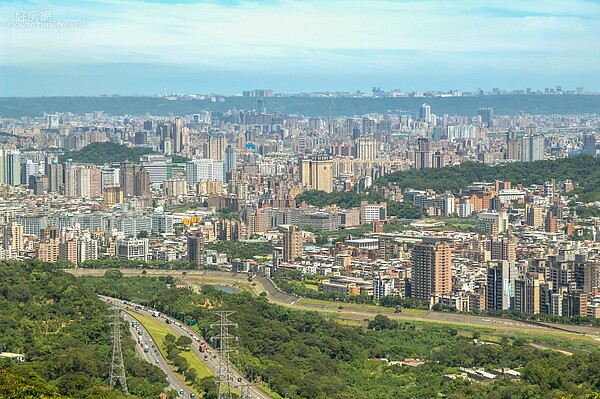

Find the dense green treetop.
xmin=0 ymin=260 xmax=167 ymax=399
xmin=58 ymin=142 xmax=189 ymax=165
xmin=295 ymin=190 xmax=425 ymax=219
xmin=375 ymin=155 xmax=600 ymax=202
xmin=82 ymin=273 xmax=600 ymax=399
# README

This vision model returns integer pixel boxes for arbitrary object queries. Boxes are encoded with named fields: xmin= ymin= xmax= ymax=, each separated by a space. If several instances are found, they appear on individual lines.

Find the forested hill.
xmin=375 ymin=155 xmax=600 ymax=202
xmin=82 ymin=273 xmax=600 ymax=399
xmin=2 ymin=94 xmax=600 ymax=118
xmin=0 ymin=260 xmax=168 ymax=399
xmin=59 ymin=142 xmax=154 ymax=165
xmin=59 ymin=142 xmax=189 ymax=165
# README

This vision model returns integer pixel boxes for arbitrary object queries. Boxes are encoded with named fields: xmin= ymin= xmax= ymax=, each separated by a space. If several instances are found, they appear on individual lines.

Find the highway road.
xmin=101 ymin=295 xmax=272 ymax=399
xmin=101 ymin=296 xmax=197 ymax=398
xmin=71 ymin=269 xmax=600 ymax=341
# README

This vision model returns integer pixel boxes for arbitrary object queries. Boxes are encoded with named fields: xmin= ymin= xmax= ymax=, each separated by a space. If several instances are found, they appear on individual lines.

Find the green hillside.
xmin=376 ymin=155 xmax=600 ymax=202
xmin=0 ymin=260 xmax=168 ymax=399
xmin=59 ymin=142 xmax=153 ymax=165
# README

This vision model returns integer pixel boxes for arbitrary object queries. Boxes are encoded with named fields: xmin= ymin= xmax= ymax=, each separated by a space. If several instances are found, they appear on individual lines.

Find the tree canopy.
xmin=0 ymin=260 xmax=168 ymax=399
xmin=375 ymin=155 xmax=600 ymax=202
xmin=82 ymin=273 xmax=600 ymax=399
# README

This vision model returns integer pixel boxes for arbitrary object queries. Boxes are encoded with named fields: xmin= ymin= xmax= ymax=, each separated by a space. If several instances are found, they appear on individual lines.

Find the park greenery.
xmin=0 ymin=260 xmax=171 ymax=399
xmin=58 ymin=142 xmax=189 ymax=165
xmin=375 ymin=155 xmax=600 ymax=202
xmin=205 ymin=240 xmax=273 ymax=260
xmin=81 ymin=273 xmax=600 ymax=399
xmin=295 ymin=190 xmax=426 ymax=219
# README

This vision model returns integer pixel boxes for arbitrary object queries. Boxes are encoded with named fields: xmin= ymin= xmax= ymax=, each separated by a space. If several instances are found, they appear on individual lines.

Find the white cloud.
xmin=0 ymin=0 xmax=598 ymax=77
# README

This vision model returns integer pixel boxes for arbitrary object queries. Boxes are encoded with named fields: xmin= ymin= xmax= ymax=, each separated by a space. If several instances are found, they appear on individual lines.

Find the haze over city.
xmin=1 ymin=0 xmax=600 ymax=96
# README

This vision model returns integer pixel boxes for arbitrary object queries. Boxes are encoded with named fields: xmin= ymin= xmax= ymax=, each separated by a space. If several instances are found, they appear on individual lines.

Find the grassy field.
xmin=128 ymin=311 xmax=213 ymax=380
xmin=297 ymin=297 xmax=429 ymax=316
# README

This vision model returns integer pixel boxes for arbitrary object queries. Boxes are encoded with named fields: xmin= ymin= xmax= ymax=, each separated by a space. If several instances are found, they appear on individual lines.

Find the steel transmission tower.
xmin=109 ymin=307 xmax=129 ymax=395
xmin=212 ymin=310 xmax=238 ymax=399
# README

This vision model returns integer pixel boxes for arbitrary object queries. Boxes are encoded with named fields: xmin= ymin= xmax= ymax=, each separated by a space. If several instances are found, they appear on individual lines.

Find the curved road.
xmin=69 ymin=268 xmax=600 ymax=342
xmin=100 ymin=294 xmax=271 ymax=399
xmin=102 ymin=297 xmax=195 ymax=398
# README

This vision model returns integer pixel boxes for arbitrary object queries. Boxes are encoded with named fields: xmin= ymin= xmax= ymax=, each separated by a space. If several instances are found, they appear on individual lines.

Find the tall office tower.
xmin=478 ymin=107 xmax=494 ymax=127
xmin=224 ymin=145 xmax=237 ymax=182
xmin=281 ymin=224 xmax=303 ymax=262
xmin=486 ymin=260 xmax=517 ymax=310
xmin=187 ymin=234 xmax=204 ymax=264
xmin=119 ymin=161 xmax=150 ymax=198
xmin=506 ymin=127 xmax=520 ymax=160
xmin=419 ymin=103 xmax=431 ymax=122
xmin=411 ymin=239 xmax=452 ymax=302
xmin=414 ymin=138 xmax=432 ymax=169
xmin=2 ymin=221 xmax=23 ymax=251
xmin=257 ymin=99 xmax=266 ymax=115
xmin=209 ymin=133 xmax=227 ymax=161
xmin=584 ymin=134 xmax=596 ymax=155
xmin=354 ymin=138 xmax=377 ymax=160
xmin=298 ymin=154 xmax=333 ymax=193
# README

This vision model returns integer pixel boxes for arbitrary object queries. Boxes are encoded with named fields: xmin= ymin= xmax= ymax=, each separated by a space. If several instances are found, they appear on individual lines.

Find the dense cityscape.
xmin=1 ymin=93 xmax=600 ymax=319
xmin=3 ymin=0 xmax=600 ymax=398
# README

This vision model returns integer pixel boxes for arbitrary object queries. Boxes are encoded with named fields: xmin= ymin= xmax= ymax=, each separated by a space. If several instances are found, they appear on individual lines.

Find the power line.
xmin=211 ymin=310 xmax=238 ymax=399
xmin=109 ymin=307 xmax=129 ymax=395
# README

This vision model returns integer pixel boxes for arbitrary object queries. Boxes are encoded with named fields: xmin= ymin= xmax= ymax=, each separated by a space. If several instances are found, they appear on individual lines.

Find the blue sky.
xmin=0 ymin=0 xmax=599 ymax=96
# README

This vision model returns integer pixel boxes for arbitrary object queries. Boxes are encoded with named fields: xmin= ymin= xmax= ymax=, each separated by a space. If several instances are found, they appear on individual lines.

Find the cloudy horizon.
xmin=1 ymin=0 xmax=599 ymax=96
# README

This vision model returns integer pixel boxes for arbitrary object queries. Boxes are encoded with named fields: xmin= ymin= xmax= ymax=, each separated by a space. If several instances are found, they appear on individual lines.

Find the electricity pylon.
xmin=109 ymin=307 xmax=129 ymax=395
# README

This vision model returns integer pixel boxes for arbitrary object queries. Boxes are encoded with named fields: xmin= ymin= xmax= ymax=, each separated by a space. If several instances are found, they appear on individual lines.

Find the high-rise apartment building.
xmin=486 ymin=260 xmax=517 ymax=310
xmin=281 ymin=224 xmax=303 ymax=263
xmin=187 ymin=234 xmax=204 ymax=264
xmin=521 ymin=126 xmax=544 ymax=162
xmin=186 ymin=158 xmax=224 ymax=184
xmin=2 ymin=221 xmax=23 ymax=252
xmin=119 ymin=161 xmax=150 ymax=197
xmin=411 ymin=239 xmax=452 ymax=302
xmin=209 ymin=134 xmax=227 ymax=161
xmin=419 ymin=103 xmax=431 ymax=122
xmin=478 ymin=107 xmax=494 ymax=127
xmin=354 ymin=138 xmax=377 ymax=160
xmin=298 ymin=154 xmax=333 ymax=193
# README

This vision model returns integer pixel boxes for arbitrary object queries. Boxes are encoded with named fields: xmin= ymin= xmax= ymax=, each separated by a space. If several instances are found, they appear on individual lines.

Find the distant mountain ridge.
xmin=1 ymin=94 xmax=599 ymax=118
